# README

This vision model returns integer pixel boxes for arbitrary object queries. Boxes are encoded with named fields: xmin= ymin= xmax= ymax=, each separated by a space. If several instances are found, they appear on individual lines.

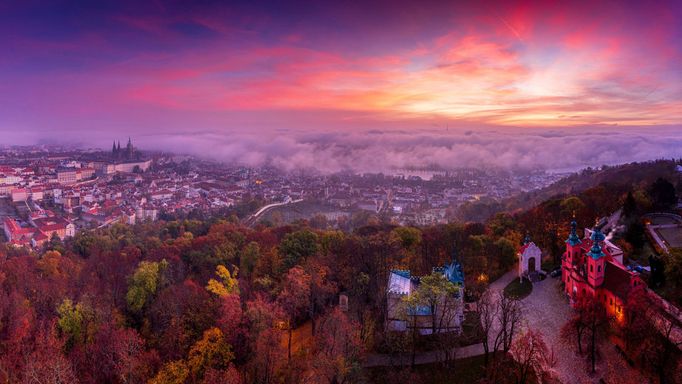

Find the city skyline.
xmin=1 ymin=1 xmax=681 ymax=172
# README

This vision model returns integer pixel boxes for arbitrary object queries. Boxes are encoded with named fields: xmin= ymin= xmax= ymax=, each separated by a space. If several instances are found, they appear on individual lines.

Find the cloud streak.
xmin=1 ymin=0 xmax=680 ymax=132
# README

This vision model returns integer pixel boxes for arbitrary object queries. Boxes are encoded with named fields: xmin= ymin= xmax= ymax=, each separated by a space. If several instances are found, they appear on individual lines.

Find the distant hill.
xmin=505 ymin=160 xmax=681 ymax=212
xmin=454 ymin=160 xmax=681 ymax=222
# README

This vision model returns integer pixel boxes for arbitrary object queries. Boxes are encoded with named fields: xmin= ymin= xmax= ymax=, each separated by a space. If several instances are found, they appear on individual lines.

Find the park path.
xmin=520 ymin=276 xmax=648 ymax=384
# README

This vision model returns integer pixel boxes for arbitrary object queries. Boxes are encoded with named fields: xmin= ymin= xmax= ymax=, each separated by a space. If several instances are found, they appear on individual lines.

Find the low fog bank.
xmin=3 ymin=125 xmax=680 ymax=174
xmin=138 ymin=127 xmax=682 ymax=174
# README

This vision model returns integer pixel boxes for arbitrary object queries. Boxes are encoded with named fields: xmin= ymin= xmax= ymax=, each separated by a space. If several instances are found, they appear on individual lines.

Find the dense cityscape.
xmin=0 ymin=141 xmax=568 ymax=247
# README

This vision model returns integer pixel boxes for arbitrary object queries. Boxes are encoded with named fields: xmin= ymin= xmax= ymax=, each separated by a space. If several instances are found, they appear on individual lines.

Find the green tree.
xmin=400 ymin=293 xmax=423 ymax=368
xmin=279 ymin=229 xmax=319 ymax=269
xmin=72 ymin=231 xmax=98 ymax=257
xmin=412 ymin=272 xmax=460 ymax=334
xmin=126 ymin=260 xmax=168 ymax=313
xmin=623 ymin=190 xmax=638 ymax=218
xmin=665 ymin=249 xmax=682 ymax=303
xmin=213 ymin=241 xmax=238 ymax=266
xmin=488 ymin=213 xmax=516 ymax=237
xmin=495 ymin=237 xmax=518 ymax=270
xmin=649 ymin=178 xmax=677 ymax=210
xmin=56 ymin=299 xmax=89 ymax=351
xmin=240 ymin=241 xmax=260 ymax=278
xmin=625 ymin=221 xmax=646 ymax=250
xmin=560 ymin=196 xmax=586 ymax=217
xmin=390 ymin=227 xmax=422 ymax=255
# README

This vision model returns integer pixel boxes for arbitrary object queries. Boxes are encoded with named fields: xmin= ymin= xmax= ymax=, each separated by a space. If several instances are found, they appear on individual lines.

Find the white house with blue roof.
xmin=386 ymin=260 xmax=465 ymax=335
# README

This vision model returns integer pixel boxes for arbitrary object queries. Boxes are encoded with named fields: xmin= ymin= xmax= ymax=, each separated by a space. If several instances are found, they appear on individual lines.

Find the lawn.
xmin=412 ymin=311 xmax=484 ymax=351
xmin=365 ymin=354 xmax=488 ymax=384
xmin=503 ymin=277 xmax=533 ymax=299
xmin=657 ymin=226 xmax=682 ymax=248
xmin=365 ymin=354 xmax=534 ymax=384
xmin=628 ymin=241 xmax=658 ymax=264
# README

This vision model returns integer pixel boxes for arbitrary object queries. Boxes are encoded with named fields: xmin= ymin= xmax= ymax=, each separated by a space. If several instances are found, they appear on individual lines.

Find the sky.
xmin=1 ymin=0 xmax=681 ymax=172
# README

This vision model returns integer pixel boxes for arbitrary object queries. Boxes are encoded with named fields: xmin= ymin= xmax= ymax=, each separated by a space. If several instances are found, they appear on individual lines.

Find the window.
xmin=590 ymin=265 xmax=593 ymax=272
xmin=598 ymin=265 xmax=601 ymax=273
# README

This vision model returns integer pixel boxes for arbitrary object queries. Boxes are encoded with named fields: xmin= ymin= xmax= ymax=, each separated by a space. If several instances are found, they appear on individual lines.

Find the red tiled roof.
xmin=33 ymin=217 xmax=69 ymax=232
xmin=602 ymin=261 xmax=633 ymax=300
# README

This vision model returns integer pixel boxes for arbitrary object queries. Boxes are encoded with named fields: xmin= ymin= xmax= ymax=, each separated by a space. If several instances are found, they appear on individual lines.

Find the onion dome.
xmin=566 ymin=220 xmax=582 ymax=246
xmin=587 ymin=227 xmax=606 ymax=259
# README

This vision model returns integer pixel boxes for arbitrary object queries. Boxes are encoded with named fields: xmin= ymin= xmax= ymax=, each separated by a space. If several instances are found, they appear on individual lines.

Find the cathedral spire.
xmin=587 ymin=227 xmax=606 ymax=259
xmin=566 ymin=219 xmax=582 ymax=246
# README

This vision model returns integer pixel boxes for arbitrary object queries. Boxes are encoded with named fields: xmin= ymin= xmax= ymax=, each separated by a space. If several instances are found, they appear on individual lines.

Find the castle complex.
xmin=561 ymin=220 xmax=644 ymax=320
xmin=386 ymin=260 xmax=465 ymax=334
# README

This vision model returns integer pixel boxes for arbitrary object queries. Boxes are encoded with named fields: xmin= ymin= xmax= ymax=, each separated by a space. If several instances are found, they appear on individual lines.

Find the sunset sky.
xmin=1 ymin=1 xmax=680 ymax=171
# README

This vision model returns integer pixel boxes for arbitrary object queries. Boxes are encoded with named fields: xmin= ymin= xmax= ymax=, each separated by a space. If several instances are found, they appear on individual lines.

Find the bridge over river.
xmin=242 ymin=199 xmax=304 ymax=227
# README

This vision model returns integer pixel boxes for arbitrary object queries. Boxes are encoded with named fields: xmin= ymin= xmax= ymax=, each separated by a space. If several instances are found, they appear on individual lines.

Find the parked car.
xmin=550 ymin=267 xmax=562 ymax=278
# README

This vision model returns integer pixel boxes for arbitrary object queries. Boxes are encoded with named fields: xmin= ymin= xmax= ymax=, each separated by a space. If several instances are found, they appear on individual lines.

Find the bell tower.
xmin=565 ymin=220 xmax=582 ymax=265
xmin=587 ymin=227 xmax=606 ymax=287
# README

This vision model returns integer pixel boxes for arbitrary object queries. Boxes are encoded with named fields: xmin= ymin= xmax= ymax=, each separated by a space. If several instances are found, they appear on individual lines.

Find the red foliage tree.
xmin=277 ymin=266 xmax=311 ymax=361
xmin=510 ymin=329 xmax=556 ymax=384
xmin=306 ymin=308 xmax=363 ymax=384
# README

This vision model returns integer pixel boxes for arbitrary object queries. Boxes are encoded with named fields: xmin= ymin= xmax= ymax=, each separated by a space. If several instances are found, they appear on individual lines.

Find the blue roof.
xmin=440 ymin=261 xmax=464 ymax=285
xmin=587 ymin=227 xmax=606 ymax=259
xmin=566 ymin=220 xmax=582 ymax=246
xmin=391 ymin=270 xmax=411 ymax=279
xmin=407 ymin=305 xmax=432 ymax=316
xmin=590 ymin=227 xmax=606 ymax=243
xmin=587 ymin=243 xmax=605 ymax=259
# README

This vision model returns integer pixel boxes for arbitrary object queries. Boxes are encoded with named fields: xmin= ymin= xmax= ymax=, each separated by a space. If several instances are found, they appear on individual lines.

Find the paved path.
xmin=520 ymin=276 xmax=647 ymax=384
xmin=647 ymin=223 xmax=671 ymax=254
xmin=363 ymin=340 xmax=485 ymax=367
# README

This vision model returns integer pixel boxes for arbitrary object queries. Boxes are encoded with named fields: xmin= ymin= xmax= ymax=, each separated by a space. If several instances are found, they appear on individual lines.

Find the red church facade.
xmin=561 ymin=220 xmax=644 ymax=322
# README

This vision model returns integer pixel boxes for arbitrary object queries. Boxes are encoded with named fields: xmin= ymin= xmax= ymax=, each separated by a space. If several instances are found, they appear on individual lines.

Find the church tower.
xmin=586 ymin=227 xmax=606 ymax=287
xmin=126 ymin=137 xmax=134 ymax=159
xmin=564 ymin=220 xmax=582 ymax=265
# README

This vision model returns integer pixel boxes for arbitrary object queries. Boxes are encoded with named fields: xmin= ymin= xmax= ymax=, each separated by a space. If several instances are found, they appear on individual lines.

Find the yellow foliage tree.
xmin=187 ymin=327 xmax=234 ymax=380
xmin=206 ymin=265 xmax=239 ymax=296
xmin=148 ymin=360 xmax=189 ymax=384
